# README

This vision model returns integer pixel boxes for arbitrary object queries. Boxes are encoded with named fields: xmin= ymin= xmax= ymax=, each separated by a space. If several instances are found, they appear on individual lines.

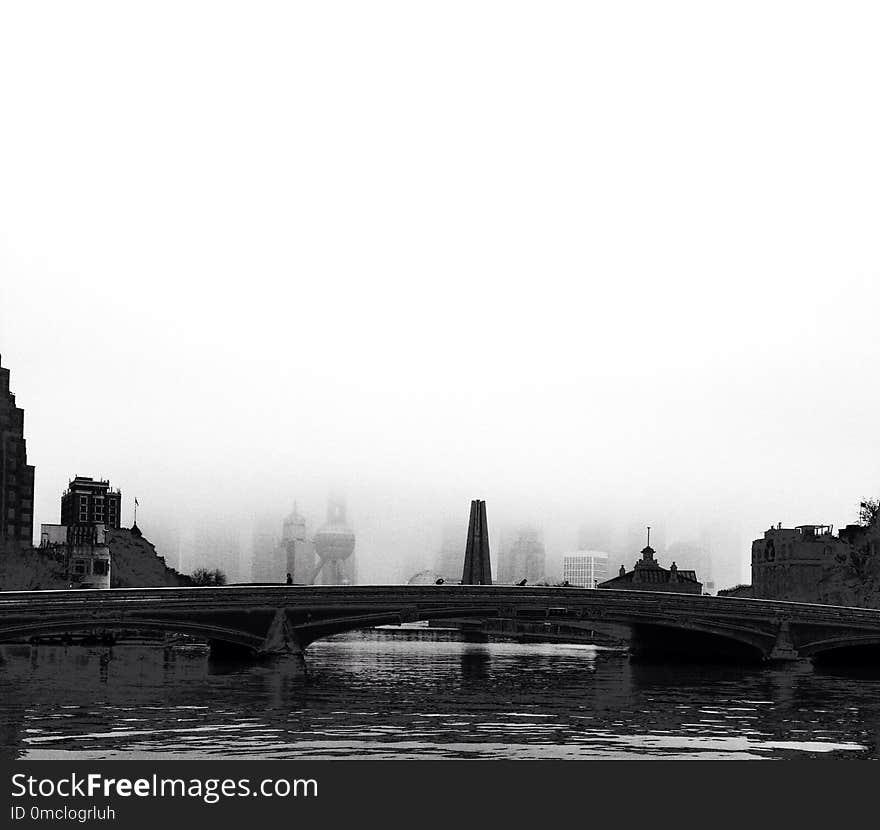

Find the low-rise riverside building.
xmin=599 ymin=542 xmax=702 ymax=594
xmin=40 ymin=522 xmax=111 ymax=588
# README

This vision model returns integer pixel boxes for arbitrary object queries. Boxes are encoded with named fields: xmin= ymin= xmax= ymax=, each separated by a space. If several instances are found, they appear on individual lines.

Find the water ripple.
xmin=1 ymin=638 xmax=878 ymax=759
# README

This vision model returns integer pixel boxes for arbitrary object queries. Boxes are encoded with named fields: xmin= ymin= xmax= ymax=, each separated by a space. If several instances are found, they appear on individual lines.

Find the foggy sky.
xmin=2 ymin=2 xmax=879 ymax=586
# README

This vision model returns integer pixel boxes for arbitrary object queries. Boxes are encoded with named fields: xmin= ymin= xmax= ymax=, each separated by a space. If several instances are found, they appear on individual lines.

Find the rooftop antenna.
xmin=646 ymin=526 xmax=651 ymax=548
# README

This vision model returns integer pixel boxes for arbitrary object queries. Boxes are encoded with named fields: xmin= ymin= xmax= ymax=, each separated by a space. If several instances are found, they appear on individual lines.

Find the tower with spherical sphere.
xmin=312 ymin=496 xmax=356 ymax=585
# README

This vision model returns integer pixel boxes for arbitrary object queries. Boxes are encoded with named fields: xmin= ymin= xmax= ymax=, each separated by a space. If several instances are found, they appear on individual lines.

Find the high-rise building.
xmin=0 ymin=355 xmax=35 ymax=550
xmin=665 ymin=540 xmax=712 ymax=584
xmin=434 ymin=522 xmax=464 ymax=581
xmin=563 ymin=550 xmax=609 ymax=588
xmin=250 ymin=516 xmax=279 ymax=583
xmin=498 ymin=526 xmax=545 ymax=584
xmin=60 ymin=476 xmax=122 ymax=529
xmin=577 ymin=521 xmax=613 ymax=553
xmin=281 ymin=503 xmax=316 ymax=584
xmin=698 ymin=522 xmax=744 ymax=590
xmin=249 ymin=505 xmax=318 ymax=584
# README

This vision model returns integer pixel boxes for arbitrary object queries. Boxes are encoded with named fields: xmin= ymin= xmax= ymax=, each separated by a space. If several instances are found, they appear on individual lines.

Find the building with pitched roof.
xmin=599 ymin=530 xmax=702 ymax=594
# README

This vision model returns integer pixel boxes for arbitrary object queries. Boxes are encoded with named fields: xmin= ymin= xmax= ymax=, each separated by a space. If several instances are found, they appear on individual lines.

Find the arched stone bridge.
xmin=3 ymin=584 xmax=880 ymax=663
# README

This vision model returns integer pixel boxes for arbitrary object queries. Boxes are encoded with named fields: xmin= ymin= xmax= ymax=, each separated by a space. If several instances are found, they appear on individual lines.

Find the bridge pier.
xmin=766 ymin=620 xmax=803 ymax=664
xmin=258 ymin=609 xmax=307 ymax=663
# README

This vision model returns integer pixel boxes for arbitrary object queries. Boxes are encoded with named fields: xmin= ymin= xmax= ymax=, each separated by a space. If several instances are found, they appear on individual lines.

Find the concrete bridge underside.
xmin=3 ymin=585 xmax=880 ymax=664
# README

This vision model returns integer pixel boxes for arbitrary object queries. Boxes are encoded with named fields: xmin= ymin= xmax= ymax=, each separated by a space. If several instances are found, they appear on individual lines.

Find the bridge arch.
xmin=627 ymin=621 xmax=769 ymax=663
xmin=800 ymin=635 xmax=880 ymax=664
xmin=0 ymin=618 xmax=265 ymax=653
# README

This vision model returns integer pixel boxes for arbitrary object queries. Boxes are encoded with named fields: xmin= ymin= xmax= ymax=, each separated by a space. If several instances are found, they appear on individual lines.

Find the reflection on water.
xmin=1 ymin=636 xmax=877 ymax=759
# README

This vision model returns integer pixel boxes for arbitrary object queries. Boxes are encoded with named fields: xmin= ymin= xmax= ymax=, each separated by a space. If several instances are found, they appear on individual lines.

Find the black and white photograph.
xmin=1 ymin=0 xmax=880 ymax=820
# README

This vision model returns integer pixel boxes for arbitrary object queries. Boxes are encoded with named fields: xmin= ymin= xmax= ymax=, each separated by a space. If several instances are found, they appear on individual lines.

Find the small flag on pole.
xmin=135 ymin=498 xmax=139 ymax=506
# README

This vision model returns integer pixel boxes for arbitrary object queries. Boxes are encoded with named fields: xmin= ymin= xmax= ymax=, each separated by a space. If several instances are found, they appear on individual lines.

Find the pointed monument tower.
xmin=461 ymin=499 xmax=492 ymax=585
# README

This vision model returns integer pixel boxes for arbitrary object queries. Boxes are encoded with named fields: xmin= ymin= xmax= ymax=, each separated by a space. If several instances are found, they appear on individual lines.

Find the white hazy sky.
xmin=2 ymin=2 xmax=879 ymax=584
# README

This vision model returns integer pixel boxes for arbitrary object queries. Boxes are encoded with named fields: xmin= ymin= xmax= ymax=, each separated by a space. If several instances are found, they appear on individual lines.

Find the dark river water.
xmin=1 ymin=633 xmax=878 ymax=760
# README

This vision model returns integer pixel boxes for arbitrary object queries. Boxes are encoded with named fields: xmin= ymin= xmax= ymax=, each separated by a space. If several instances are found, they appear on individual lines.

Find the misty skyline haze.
xmin=2 ymin=3 xmax=879 ymax=588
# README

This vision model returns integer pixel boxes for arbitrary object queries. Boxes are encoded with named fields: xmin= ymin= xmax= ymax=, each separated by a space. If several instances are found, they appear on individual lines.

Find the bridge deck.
xmin=3 ymin=586 xmax=880 ymax=661
xmin=0 ymin=584 xmax=878 ymax=626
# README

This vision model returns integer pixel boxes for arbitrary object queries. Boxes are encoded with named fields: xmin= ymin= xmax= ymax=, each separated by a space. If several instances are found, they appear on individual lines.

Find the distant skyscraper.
xmin=577 ymin=521 xmax=613 ymax=553
xmin=665 ymin=540 xmax=712 ymax=584
xmin=251 ymin=515 xmax=280 ymax=583
xmin=281 ymin=503 xmax=316 ymax=583
xmin=498 ymin=526 xmax=545 ymax=584
xmin=0 ymin=355 xmax=35 ymax=550
xmin=249 ymin=505 xmax=318 ymax=584
xmin=434 ymin=522 xmax=464 ymax=581
xmin=563 ymin=550 xmax=609 ymax=588
xmin=698 ymin=522 xmax=744 ymax=590
xmin=313 ymin=496 xmax=356 ymax=585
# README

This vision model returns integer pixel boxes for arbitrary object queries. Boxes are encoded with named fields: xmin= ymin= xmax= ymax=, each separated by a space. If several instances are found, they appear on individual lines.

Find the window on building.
xmin=73 ymin=559 xmax=87 ymax=574
xmin=92 ymin=560 xmax=109 ymax=575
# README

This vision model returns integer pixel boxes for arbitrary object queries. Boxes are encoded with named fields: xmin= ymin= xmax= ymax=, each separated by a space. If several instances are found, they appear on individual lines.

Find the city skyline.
xmin=0 ymin=341 xmax=870 ymax=588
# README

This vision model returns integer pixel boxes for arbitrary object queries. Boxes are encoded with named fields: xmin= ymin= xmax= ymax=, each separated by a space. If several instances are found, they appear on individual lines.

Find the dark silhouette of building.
xmin=599 ymin=530 xmax=702 ymax=594
xmin=0 ymin=355 xmax=35 ymax=550
xmin=717 ymin=504 xmax=880 ymax=606
xmin=60 ymin=476 xmax=122 ymax=529
xmin=751 ymin=522 xmax=850 ymax=602
xmin=40 ymin=475 xmax=122 ymax=588
xmin=461 ymin=499 xmax=492 ymax=585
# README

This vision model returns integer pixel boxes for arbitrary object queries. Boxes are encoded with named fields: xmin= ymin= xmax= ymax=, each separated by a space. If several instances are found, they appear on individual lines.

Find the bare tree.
xmin=191 ymin=567 xmax=227 ymax=586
